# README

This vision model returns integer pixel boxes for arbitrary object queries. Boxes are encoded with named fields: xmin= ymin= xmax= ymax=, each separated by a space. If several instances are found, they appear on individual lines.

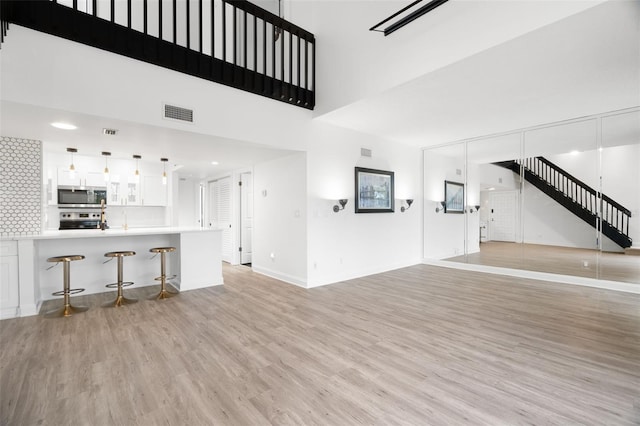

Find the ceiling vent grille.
xmin=164 ymin=104 xmax=194 ymax=123
xmin=361 ymin=148 xmax=372 ymax=158
xmin=102 ymin=128 xmax=118 ymax=136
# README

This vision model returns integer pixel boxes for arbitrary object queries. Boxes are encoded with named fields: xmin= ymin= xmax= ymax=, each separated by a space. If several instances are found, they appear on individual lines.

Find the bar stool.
xmin=149 ymin=247 xmax=178 ymax=299
xmin=103 ymin=251 xmax=138 ymax=307
xmin=44 ymin=255 xmax=88 ymax=318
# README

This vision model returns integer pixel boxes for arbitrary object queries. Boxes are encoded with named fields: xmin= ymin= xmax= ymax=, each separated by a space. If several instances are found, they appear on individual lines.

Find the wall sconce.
xmin=400 ymin=199 xmax=413 ymax=212
xmin=435 ymin=201 xmax=445 ymax=213
xmin=67 ymin=147 xmax=77 ymax=179
xmin=333 ymin=199 xmax=348 ymax=213
xmin=161 ymin=158 xmax=168 ymax=185
xmin=468 ymin=205 xmax=480 ymax=213
xmin=132 ymin=154 xmax=141 ymax=183
xmin=102 ymin=151 xmax=111 ymax=182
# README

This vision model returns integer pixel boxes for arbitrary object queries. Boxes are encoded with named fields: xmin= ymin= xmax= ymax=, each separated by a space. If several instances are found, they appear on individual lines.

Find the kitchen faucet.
xmin=99 ymin=198 xmax=108 ymax=230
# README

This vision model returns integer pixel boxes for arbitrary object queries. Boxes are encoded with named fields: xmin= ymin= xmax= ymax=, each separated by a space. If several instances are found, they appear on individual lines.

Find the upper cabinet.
xmin=142 ymin=175 xmax=168 ymax=206
xmin=57 ymin=169 xmax=106 ymax=188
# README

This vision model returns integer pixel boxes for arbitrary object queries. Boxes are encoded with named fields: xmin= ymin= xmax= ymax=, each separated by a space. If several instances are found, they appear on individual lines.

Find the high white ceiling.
xmin=317 ymin=0 xmax=640 ymax=148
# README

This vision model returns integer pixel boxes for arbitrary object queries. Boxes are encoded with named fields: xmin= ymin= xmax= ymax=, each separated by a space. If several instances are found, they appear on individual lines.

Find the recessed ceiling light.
xmin=487 ymin=187 xmax=495 ymax=191
xmin=570 ymin=150 xmax=580 ymax=155
xmin=211 ymin=161 xmax=219 ymax=165
xmin=51 ymin=122 xmax=77 ymax=130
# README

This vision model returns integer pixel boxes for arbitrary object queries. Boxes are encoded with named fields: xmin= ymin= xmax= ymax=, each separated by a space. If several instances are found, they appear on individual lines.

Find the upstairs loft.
xmin=0 ymin=0 xmax=315 ymax=109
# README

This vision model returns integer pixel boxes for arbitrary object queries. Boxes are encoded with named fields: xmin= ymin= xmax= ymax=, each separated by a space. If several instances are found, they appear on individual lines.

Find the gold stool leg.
xmin=104 ymin=256 xmax=138 ymax=307
xmin=152 ymin=252 xmax=177 ymax=300
xmin=45 ymin=261 xmax=88 ymax=318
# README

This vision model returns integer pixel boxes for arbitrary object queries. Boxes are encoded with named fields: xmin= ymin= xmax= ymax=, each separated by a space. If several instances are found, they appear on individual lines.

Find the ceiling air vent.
xmin=164 ymin=104 xmax=194 ymax=123
xmin=361 ymin=148 xmax=372 ymax=158
xmin=102 ymin=128 xmax=118 ymax=136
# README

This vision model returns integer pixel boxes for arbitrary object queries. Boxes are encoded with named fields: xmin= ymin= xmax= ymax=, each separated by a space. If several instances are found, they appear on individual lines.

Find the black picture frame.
xmin=355 ymin=167 xmax=395 ymax=213
xmin=444 ymin=180 xmax=464 ymax=213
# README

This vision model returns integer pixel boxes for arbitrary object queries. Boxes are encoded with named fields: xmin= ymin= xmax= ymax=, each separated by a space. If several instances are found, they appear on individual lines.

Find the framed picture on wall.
xmin=355 ymin=167 xmax=395 ymax=213
xmin=444 ymin=180 xmax=464 ymax=213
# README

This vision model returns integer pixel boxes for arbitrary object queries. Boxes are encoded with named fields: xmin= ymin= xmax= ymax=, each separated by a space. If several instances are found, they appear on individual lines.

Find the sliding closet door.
xmin=523 ymin=119 xmax=598 ymax=278
xmin=465 ymin=133 xmax=522 ymax=266
xmin=600 ymin=110 xmax=640 ymax=284
xmin=423 ymin=143 xmax=466 ymax=261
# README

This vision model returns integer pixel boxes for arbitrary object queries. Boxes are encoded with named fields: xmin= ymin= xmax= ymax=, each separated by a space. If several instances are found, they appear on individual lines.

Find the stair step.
xmin=624 ymin=247 xmax=640 ymax=256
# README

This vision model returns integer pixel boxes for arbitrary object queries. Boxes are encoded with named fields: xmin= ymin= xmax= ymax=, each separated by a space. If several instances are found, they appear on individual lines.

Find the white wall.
xmin=253 ymin=152 xmax=307 ymax=286
xmin=304 ymin=122 xmax=423 ymax=287
xmin=423 ymin=148 xmax=465 ymax=259
xmin=178 ymin=177 xmax=200 ymax=227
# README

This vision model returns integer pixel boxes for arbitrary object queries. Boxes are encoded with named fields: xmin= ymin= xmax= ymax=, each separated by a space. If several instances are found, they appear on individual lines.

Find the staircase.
xmin=0 ymin=0 xmax=315 ymax=109
xmin=494 ymin=157 xmax=633 ymax=249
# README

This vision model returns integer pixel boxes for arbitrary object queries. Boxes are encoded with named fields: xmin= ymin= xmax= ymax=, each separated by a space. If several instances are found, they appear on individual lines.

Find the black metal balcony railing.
xmin=0 ymin=0 xmax=315 ymax=109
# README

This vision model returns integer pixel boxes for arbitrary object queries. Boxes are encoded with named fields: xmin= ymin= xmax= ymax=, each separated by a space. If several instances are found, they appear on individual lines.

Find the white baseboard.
xmin=423 ymin=259 xmax=640 ymax=294
xmin=1 ymin=307 xmax=19 ymax=320
xmin=18 ymin=302 xmax=40 ymax=317
xmin=175 ymin=276 xmax=224 ymax=291
xmin=251 ymin=266 xmax=307 ymax=288
xmin=306 ymin=258 xmax=423 ymax=288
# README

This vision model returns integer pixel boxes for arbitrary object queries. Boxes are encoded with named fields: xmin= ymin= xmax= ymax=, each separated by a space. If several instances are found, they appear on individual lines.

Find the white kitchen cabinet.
xmin=0 ymin=241 xmax=20 ymax=319
xmin=57 ymin=168 xmax=81 ymax=187
xmin=57 ymin=168 xmax=106 ymax=188
xmin=142 ymin=175 xmax=167 ymax=206
xmin=86 ymin=171 xmax=106 ymax=187
xmin=108 ymin=178 xmax=121 ymax=205
xmin=126 ymin=179 xmax=142 ymax=205
xmin=106 ymin=174 xmax=141 ymax=206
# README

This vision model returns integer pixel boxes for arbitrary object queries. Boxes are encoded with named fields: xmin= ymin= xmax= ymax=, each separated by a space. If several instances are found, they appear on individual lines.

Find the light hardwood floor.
xmin=446 ymin=242 xmax=640 ymax=285
xmin=1 ymin=264 xmax=639 ymax=425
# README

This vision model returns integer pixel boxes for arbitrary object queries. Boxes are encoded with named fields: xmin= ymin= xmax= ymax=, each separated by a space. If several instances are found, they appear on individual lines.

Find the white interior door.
xmin=240 ymin=172 xmax=253 ymax=265
xmin=208 ymin=177 xmax=232 ymax=262
xmin=489 ymin=191 xmax=518 ymax=242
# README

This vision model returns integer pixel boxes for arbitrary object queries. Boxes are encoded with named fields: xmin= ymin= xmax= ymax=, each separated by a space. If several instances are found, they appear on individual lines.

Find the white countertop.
xmin=2 ymin=227 xmax=223 ymax=241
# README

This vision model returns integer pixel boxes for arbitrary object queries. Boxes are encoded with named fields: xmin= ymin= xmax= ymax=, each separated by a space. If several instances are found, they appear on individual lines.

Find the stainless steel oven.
xmin=57 ymin=186 xmax=107 ymax=208
xmin=59 ymin=211 xmax=102 ymax=230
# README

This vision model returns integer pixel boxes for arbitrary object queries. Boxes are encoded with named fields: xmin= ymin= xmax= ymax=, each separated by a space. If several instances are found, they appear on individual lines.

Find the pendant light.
xmin=133 ymin=154 xmax=141 ymax=183
xmin=161 ymin=158 xmax=169 ymax=185
xmin=274 ymin=0 xmax=283 ymax=41
xmin=67 ymin=147 xmax=77 ymax=179
xmin=102 ymin=151 xmax=111 ymax=182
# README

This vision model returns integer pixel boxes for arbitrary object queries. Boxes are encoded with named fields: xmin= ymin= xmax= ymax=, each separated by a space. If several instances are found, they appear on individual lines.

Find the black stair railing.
xmin=0 ymin=0 xmax=315 ymax=109
xmin=496 ymin=157 xmax=632 ymax=248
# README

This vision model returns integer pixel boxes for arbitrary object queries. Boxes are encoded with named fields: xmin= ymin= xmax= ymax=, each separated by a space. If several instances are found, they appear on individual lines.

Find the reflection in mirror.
xmin=423 ymin=143 xmax=465 ymax=260
xmin=600 ymin=110 xmax=640 ymax=283
xmin=446 ymin=132 xmax=524 ymax=268
xmin=426 ymin=109 xmax=640 ymax=286
xmin=521 ymin=119 xmax=599 ymax=279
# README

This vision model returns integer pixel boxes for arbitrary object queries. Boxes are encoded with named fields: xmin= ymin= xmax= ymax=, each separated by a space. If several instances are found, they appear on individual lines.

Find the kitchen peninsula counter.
xmin=2 ymin=227 xmax=223 ymax=318
xmin=32 ymin=226 xmax=217 ymax=240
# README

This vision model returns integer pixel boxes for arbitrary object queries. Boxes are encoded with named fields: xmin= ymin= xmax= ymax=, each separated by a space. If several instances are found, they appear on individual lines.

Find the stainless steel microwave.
xmin=57 ymin=186 xmax=107 ymax=208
